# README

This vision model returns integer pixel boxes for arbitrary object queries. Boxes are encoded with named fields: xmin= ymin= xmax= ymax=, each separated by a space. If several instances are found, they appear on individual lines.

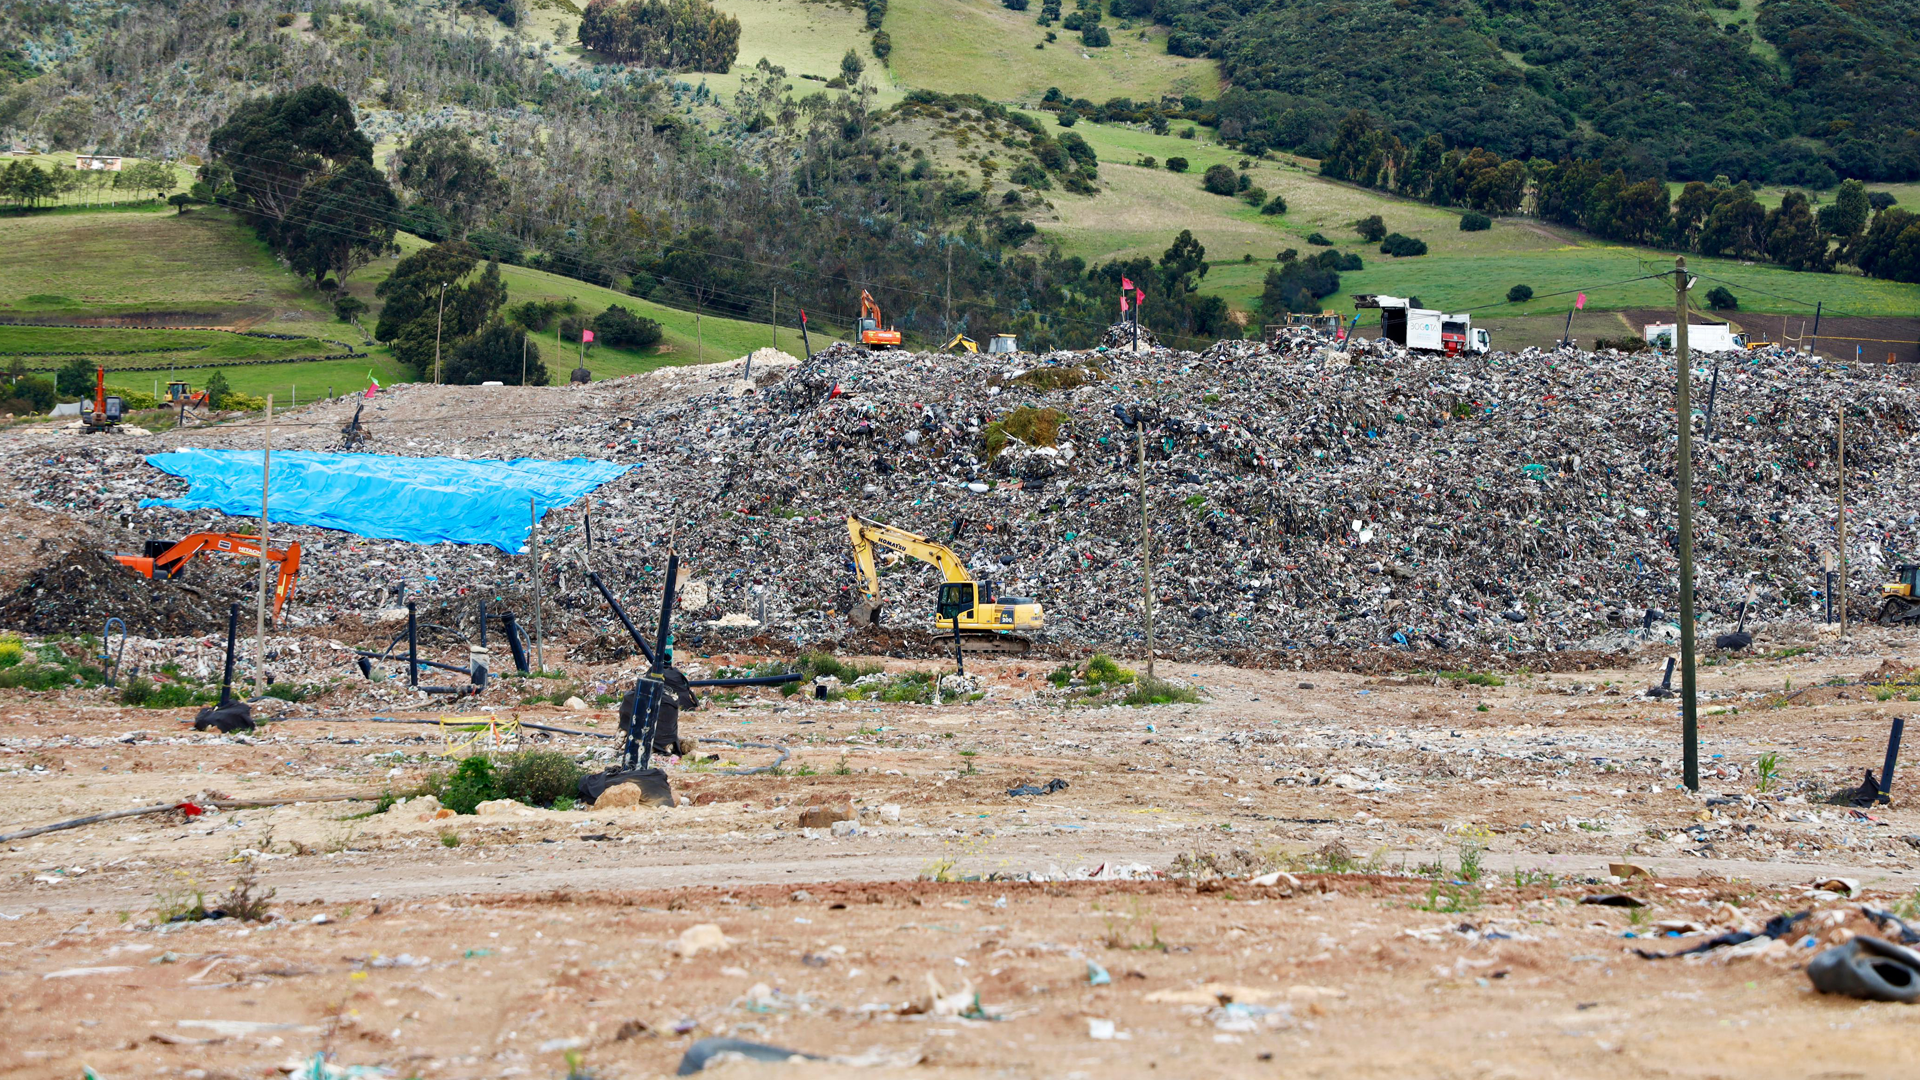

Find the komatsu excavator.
xmin=112 ymin=532 xmax=302 ymax=620
xmin=845 ymin=515 xmax=1043 ymax=652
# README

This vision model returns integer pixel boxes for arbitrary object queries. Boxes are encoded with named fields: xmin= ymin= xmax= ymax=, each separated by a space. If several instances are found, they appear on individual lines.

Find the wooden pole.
xmin=254 ymin=395 xmax=273 ymax=697
xmin=1137 ymin=423 xmax=1155 ymax=682
xmin=531 ymin=496 xmax=545 ymax=673
xmin=433 ymin=283 xmax=447 ymax=385
xmin=1839 ymin=404 xmax=1848 ymax=637
xmin=1674 ymin=259 xmax=1698 ymax=793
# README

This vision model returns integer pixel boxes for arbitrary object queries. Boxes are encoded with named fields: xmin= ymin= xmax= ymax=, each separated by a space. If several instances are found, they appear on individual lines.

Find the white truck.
xmin=1353 ymin=295 xmax=1490 ymax=355
xmin=1643 ymin=323 xmax=1748 ymax=353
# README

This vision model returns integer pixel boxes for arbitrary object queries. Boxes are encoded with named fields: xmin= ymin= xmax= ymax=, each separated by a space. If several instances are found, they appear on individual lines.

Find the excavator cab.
xmin=857 ymin=290 xmax=903 ymax=349
xmin=937 ymin=582 xmax=975 ymax=625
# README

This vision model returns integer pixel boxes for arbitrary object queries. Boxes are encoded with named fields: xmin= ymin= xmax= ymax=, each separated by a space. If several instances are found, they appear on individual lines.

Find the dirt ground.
xmin=5 ymin=637 xmax=1920 ymax=1079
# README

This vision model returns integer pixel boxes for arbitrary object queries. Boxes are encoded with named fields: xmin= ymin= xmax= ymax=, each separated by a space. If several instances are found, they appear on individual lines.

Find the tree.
xmin=1762 ymin=191 xmax=1831 ymax=272
xmin=55 ymin=357 xmax=94 ymax=398
xmin=1705 ymin=286 xmax=1738 ymax=310
xmin=1817 ymin=178 xmax=1869 ymax=238
xmin=591 ymin=305 xmax=663 ymax=348
xmin=1354 ymin=214 xmax=1386 ymax=242
xmin=374 ymin=242 xmax=508 ymax=375
xmin=1260 ymin=194 xmax=1287 ymax=215
xmin=578 ymin=0 xmax=740 ymax=71
xmin=113 ymin=159 xmax=177 ymax=202
xmin=1163 ymin=156 xmax=1187 ymax=173
xmin=445 ymin=322 xmax=547 ymax=385
xmin=203 ymin=370 xmax=231 ymax=410
xmin=840 ymin=48 xmax=864 ymax=82
xmin=168 ymin=193 xmax=193 ymax=213
xmin=1460 ymin=212 xmax=1491 ymax=231
xmin=1160 ymin=229 xmax=1207 ymax=282
xmin=394 ymin=128 xmax=503 ymax=238
xmin=1379 ymin=233 xmax=1427 ymax=257
xmin=1201 ymin=163 xmax=1237 ymax=196
xmin=205 ymin=86 xmax=373 ymax=228
xmin=1506 ymin=284 xmax=1532 ymax=302
xmin=283 ymin=157 xmax=399 ymax=285
xmin=375 ymin=242 xmax=483 ymax=342
xmin=1856 ymin=208 xmax=1920 ymax=283
xmin=1082 ymin=24 xmax=1109 ymax=46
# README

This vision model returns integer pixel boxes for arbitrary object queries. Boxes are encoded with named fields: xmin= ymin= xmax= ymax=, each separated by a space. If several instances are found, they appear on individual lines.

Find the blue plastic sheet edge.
xmin=139 ymin=450 xmax=630 ymax=553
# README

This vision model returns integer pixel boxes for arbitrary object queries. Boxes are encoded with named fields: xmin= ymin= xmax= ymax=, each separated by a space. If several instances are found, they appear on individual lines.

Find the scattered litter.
xmin=1087 ymin=960 xmax=1111 ymax=986
xmin=1580 ymin=894 xmax=1646 ymax=908
xmin=1006 ymin=779 xmax=1068 ymax=797
xmin=1807 ymin=936 xmax=1920 ymax=1003
xmin=1635 ymin=911 xmax=1809 ymax=960
xmin=675 ymin=1037 xmax=822 ymax=1074
xmin=671 ymin=923 xmax=733 ymax=958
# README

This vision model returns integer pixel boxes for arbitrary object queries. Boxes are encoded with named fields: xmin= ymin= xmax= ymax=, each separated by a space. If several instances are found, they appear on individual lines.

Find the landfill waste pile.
xmin=0 ymin=549 xmax=240 ymax=637
xmin=7 ymin=331 xmax=1918 ymax=658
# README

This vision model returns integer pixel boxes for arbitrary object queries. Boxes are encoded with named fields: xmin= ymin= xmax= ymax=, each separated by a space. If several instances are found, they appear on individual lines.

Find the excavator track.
xmin=1878 ymin=596 xmax=1920 ymax=626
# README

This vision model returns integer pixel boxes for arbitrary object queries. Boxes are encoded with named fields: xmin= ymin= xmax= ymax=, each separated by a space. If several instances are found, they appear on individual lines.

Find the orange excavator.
xmin=112 ymin=533 xmax=302 ymax=619
xmin=857 ymin=289 xmax=902 ymax=349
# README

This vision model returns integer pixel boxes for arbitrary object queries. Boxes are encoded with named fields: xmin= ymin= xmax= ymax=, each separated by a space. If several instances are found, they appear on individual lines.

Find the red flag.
xmin=1120 ymin=292 xmax=1130 ymax=314
xmin=800 ymin=309 xmax=808 ymax=325
xmin=1134 ymin=286 xmax=1146 ymax=306
xmin=582 ymin=329 xmax=595 ymax=343
xmin=1575 ymin=293 xmax=1587 ymax=311
xmin=1121 ymin=276 xmax=1134 ymax=290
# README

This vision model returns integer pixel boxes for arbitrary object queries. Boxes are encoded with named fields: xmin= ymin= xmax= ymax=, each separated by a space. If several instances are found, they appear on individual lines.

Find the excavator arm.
xmin=845 ymin=515 xmax=973 ymax=624
xmin=113 ymin=532 xmax=302 ymax=619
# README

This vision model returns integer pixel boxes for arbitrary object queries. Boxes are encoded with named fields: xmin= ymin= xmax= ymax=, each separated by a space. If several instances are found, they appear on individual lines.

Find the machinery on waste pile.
xmin=111 ymin=532 xmax=301 ymax=619
xmin=165 ymin=380 xmax=210 ymax=408
xmin=1879 ymin=564 xmax=1920 ymax=625
xmin=82 ymin=366 xmax=124 ymax=433
xmin=944 ymin=334 xmax=978 ymax=353
xmin=856 ymin=290 xmax=902 ymax=349
xmin=844 ymin=515 xmax=1044 ymax=653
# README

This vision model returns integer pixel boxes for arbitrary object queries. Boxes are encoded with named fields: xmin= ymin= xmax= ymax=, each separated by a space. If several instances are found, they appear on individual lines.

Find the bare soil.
xmin=3 ymin=640 xmax=1920 ymax=1079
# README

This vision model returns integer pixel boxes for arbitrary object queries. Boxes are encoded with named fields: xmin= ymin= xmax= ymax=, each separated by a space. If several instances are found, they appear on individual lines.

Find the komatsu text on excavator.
xmin=845 ymin=515 xmax=1043 ymax=653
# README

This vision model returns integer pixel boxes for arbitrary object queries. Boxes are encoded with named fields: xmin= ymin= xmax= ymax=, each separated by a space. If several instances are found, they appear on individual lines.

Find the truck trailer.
xmin=1643 ymin=322 xmax=1748 ymax=353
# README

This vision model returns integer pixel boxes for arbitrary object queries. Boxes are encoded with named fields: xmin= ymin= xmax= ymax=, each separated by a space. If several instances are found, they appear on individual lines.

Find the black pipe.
xmin=479 ymin=599 xmax=488 ymax=648
xmin=407 ymin=601 xmax=418 ymax=688
xmin=1703 ymin=353 xmax=1722 ymax=441
xmin=219 ymin=602 xmax=239 ymax=707
xmin=1880 ymin=717 xmax=1905 ymax=802
xmin=588 ymin=570 xmax=656 ymax=665
xmin=502 ymin=612 xmax=529 ymax=674
xmin=655 ymin=551 xmax=680 ymax=670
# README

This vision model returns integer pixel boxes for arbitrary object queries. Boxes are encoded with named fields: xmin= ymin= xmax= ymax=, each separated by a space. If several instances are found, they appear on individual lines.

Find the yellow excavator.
xmin=1880 ymin=563 xmax=1920 ymax=625
xmin=845 ymin=515 xmax=1044 ymax=653
xmin=944 ymin=334 xmax=979 ymax=353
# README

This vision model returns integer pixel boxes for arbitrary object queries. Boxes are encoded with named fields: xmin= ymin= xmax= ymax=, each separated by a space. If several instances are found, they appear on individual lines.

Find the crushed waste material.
xmin=9 ymin=330 xmax=1918 ymax=657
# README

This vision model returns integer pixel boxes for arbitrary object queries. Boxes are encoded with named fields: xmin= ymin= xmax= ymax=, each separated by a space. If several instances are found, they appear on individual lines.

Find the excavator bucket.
xmin=849 ymin=598 xmax=881 ymax=626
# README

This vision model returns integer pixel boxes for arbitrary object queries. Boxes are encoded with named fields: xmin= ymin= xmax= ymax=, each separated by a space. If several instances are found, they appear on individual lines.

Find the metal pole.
xmin=219 ymin=603 xmax=239 ymax=707
xmin=1702 ymin=352 xmax=1722 ymax=441
xmin=696 ymin=311 xmax=703 ymax=364
xmin=254 ymin=395 xmax=272 ymax=697
xmin=1879 ymin=717 xmax=1904 ymax=802
xmin=521 ymin=334 xmax=527 ymax=387
xmin=1137 ymin=422 xmax=1155 ymax=682
xmin=1674 ymin=259 xmax=1698 ymax=793
xmin=1810 ymin=301 xmax=1822 ymax=357
xmin=1839 ymin=404 xmax=1848 ymax=637
xmin=531 ymin=497 xmax=544 ymax=673
xmin=433 ymin=283 xmax=447 ymax=385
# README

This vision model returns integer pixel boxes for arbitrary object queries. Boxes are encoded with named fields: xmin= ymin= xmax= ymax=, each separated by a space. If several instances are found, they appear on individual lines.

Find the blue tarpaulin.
xmin=140 ymin=450 xmax=630 ymax=552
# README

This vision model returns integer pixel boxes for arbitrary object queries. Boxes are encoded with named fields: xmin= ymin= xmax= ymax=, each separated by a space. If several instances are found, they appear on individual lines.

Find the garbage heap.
xmin=15 ymin=329 xmax=1920 ymax=656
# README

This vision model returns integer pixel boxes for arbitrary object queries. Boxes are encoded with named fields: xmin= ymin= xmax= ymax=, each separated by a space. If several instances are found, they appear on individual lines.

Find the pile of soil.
xmin=0 ymin=549 xmax=244 ymax=637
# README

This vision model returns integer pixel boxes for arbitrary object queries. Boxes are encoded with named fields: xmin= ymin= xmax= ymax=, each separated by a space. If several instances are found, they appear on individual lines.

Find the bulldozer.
xmin=845 ymin=515 xmax=1043 ymax=652
xmin=1879 ymin=563 xmax=1920 ymax=625
xmin=112 ymin=532 xmax=302 ymax=620
xmin=857 ymin=290 xmax=902 ymax=349
xmin=165 ymin=380 xmax=210 ymax=408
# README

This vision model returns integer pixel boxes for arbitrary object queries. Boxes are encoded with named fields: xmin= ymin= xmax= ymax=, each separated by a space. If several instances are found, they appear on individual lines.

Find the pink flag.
xmin=582 ymin=329 xmax=595 ymax=344
xmin=364 ymin=372 xmax=379 ymax=398
xmin=1120 ymin=292 xmax=1130 ymax=314
xmin=1575 ymin=293 xmax=1586 ymax=311
xmin=1135 ymin=286 xmax=1146 ymax=306
xmin=1120 ymin=277 xmax=1133 ymax=314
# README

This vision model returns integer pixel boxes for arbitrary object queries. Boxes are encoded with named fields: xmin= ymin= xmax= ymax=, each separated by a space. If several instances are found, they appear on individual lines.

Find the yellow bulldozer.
xmin=1880 ymin=563 xmax=1920 ymax=625
xmin=845 ymin=515 xmax=1044 ymax=652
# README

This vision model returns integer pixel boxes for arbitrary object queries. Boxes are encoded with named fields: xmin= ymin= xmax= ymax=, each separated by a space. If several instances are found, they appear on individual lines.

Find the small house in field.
xmin=75 ymin=154 xmax=123 ymax=171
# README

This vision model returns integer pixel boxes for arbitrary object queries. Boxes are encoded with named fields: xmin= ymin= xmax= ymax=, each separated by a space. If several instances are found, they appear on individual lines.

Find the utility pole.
xmin=254 ymin=395 xmax=273 ymax=698
xmin=521 ymin=334 xmax=528 ymax=386
xmin=1674 ymin=258 xmax=1698 ymax=793
xmin=1136 ymin=421 xmax=1155 ymax=682
xmin=771 ymin=286 xmax=777 ymax=350
xmin=531 ymin=496 xmax=545 ymax=673
xmin=697 ymin=309 xmax=703 ymax=363
xmin=1839 ymin=404 xmax=1848 ymax=637
xmin=432 ymin=282 xmax=448 ymax=384
xmin=944 ymin=245 xmax=953 ymax=339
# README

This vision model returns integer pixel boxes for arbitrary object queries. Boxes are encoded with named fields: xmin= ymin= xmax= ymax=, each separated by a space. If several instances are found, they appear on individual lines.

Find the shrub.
xmin=1004 ymin=0 xmax=1028 ymax=8
xmin=1085 ymin=653 xmax=1135 ymax=684
xmin=1240 ymin=185 xmax=1267 ymax=206
xmin=1706 ymin=286 xmax=1738 ymax=310
xmin=56 ymin=356 xmax=94 ymax=398
xmin=1201 ymin=163 xmax=1237 ymax=195
xmin=9 ymin=376 xmax=56 ymax=413
xmin=1306 ymin=231 xmax=1331 ymax=245
xmin=592 ymin=304 xmax=663 ymax=348
xmin=1081 ymin=24 xmax=1109 ymax=46
xmin=1163 ymin=156 xmax=1188 ymax=173
xmin=1057 ymin=108 xmax=1078 ymax=127
xmin=499 ymin=751 xmax=584 ymax=807
xmin=1379 ymin=233 xmax=1428 ymax=257
xmin=334 ymin=294 xmax=367 ymax=322
xmin=1259 ymin=193 xmax=1286 ymax=215
xmin=1460 ymin=212 xmax=1492 ymax=231
xmin=871 ymin=30 xmax=891 ymax=59
xmin=203 ymin=370 xmax=232 ymax=410
xmin=1506 ymin=284 xmax=1533 ymax=302
xmin=439 ymin=755 xmax=501 ymax=814
xmin=1354 ymin=214 xmax=1386 ymax=242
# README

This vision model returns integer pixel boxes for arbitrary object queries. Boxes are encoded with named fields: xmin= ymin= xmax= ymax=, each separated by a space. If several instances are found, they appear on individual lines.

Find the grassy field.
xmin=0 ymin=326 xmax=350 ymax=368
xmin=1022 ymin=118 xmax=1920 ymax=320
xmin=884 ymin=0 xmax=1216 ymax=103
xmin=2 ymin=153 xmax=195 ymax=209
